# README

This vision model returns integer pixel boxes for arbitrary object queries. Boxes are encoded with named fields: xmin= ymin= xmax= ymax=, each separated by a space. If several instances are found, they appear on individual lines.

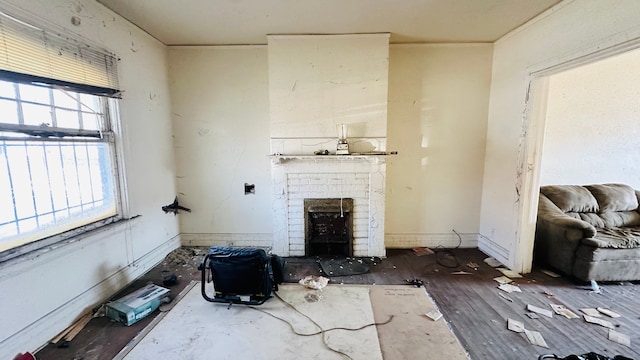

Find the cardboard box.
xmin=106 ymin=284 xmax=170 ymax=326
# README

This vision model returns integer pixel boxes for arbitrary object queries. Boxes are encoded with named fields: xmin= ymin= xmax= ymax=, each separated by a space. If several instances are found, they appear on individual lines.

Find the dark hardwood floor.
xmin=36 ymin=247 xmax=639 ymax=360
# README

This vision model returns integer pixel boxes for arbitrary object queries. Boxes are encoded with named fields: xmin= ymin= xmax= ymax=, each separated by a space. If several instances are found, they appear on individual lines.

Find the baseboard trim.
xmin=385 ymin=233 xmax=479 ymax=249
xmin=181 ymin=233 xmax=273 ymax=248
xmin=0 ymin=235 xmax=180 ymax=358
xmin=477 ymin=234 xmax=510 ymax=266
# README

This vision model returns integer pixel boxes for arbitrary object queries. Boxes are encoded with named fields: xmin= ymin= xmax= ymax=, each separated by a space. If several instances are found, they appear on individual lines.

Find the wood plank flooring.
xmin=36 ymin=247 xmax=639 ymax=360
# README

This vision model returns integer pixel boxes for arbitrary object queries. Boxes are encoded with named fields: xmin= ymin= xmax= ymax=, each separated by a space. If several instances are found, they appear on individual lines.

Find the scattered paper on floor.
xmin=507 ymin=318 xmax=525 ymax=333
xmin=497 ymin=268 xmax=523 ymax=278
xmin=580 ymin=308 xmax=601 ymax=317
xmin=493 ymin=276 xmax=513 ymax=284
xmin=583 ymin=315 xmax=615 ymax=329
xmin=550 ymin=304 xmax=579 ymax=319
xmin=597 ymin=307 xmax=621 ymax=318
xmin=484 ymin=257 xmax=502 ymax=267
xmin=498 ymin=283 xmax=521 ymax=293
xmin=425 ymin=310 xmax=442 ymax=321
xmin=524 ymin=329 xmax=548 ymax=348
xmin=608 ymin=329 xmax=631 ymax=347
xmin=451 ymin=271 xmax=472 ymax=275
xmin=526 ymin=304 xmax=553 ymax=318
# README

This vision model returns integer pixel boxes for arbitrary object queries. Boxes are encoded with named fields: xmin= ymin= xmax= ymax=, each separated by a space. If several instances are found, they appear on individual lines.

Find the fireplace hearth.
xmin=304 ymin=198 xmax=354 ymax=256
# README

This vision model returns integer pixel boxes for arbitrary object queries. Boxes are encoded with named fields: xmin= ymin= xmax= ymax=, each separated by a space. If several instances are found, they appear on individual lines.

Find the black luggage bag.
xmin=198 ymin=246 xmax=284 ymax=305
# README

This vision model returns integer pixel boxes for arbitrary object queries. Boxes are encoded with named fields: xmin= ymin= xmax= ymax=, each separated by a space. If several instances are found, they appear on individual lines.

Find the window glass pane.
xmin=60 ymin=144 xmax=81 ymax=208
xmin=0 ymin=99 xmax=19 ymax=125
xmin=18 ymin=84 xmax=50 ymax=104
xmin=53 ymin=89 xmax=79 ymax=110
xmin=6 ymin=145 xmax=35 ymax=219
xmin=55 ymin=108 xmax=80 ymax=129
xmin=79 ymin=93 xmax=100 ymax=113
xmin=22 ymin=103 xmax=52 ymax=126
xmin=0 ymin=144 xmax=15 ymax=224
xmin=82 ymin=112 xmax=100 ymax=130
xmin=0 ymin=81 xmax=15 ymax=98
xmin=26 ymin=145 xmax=53 ymax=215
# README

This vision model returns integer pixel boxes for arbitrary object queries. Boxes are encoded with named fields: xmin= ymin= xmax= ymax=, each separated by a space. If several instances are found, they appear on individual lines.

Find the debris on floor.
xmin=406 ymin=278 xmax=424 ymax=287
xmin=299 ymin=275 xmax=329 ymax=290
xmin=608 ymin=329 xmax=631 ymax=347
xmin=550 ymin=304 xmax=579 ymax=319
xmin=498 ymin=283 xmax=521 ymax=293
xmin=498 ymin=292 xmax=513 ymax=302
xmin=493 ymin=276 xmax=513 ymax=284
xmin=51 ymin=311 xmax=93 ymax=345
xmin=412 ymin=247 xmax=434 ymax=256
xmin=525 ymin=312 xmax=539 ymax=319
xmin=583 ymin=315 xmax=615 ymax=329
xmin=597 ymin=307 xmax=621 ymax=318
xmin=524 ymin=329 xmax=549 ymax=348
xmin=526 ymin=304 xmax=553 ymax=318
xmin=507 ymin=318 xmax=525 ymax=333
xmin=497 ymin=267 xmax=522 ymax=278
xmin=580 ymin=308 xmax=601 ymax=317
xmin=483 ymin=257 xmax=502 ymax=267
xmin=466 ymin=261 xmax=479 ymax=270
xmin=425 ymin=310 xmax=442 ymax=321
xmin=451 ymin=271 xmax=472 ymax=275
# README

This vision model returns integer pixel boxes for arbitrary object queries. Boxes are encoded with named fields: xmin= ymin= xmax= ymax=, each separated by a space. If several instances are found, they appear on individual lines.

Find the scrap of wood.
xmin=550 ymin=304 xmax=579 ymax=319
xmin=498 ymin=292 xmax=513 ymax=302
xmin=507 ymin=318 xmax=525 ymax=333
xmin=608 ymin=329 xmax=631 ymax=347
xmin=524 ymin=329 xmax=548 ymax=348
xmin=498 ymin=283 xmax=521 ymax=293
xmin=484 ymin=257 xmax=502 ymax=267
xmin=493 ymin=276 xmax=513 ymax=284
xmin=497 ymin=268 xmax=522 ymax=278
xmin=583 ymin=315 xmax=614 ymax=329
xmin=52 ymin=312 xmax=93 ymax=344
xmin=597 ymin=307 xmax=621 ymax=318
xmin=64 ymin=312 xmax=94 ymax=341
xmin=526 ymin=304 xmax=553 ymax=318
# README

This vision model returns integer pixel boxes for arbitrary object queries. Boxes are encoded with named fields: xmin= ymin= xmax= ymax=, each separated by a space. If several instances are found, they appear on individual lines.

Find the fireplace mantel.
xmin=269 ymin=153 xmax=393 ymax=164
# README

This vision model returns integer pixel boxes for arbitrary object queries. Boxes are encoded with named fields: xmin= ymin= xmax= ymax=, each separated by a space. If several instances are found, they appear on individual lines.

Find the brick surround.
xmin=270 ymin=156 xmax=386 ymax=257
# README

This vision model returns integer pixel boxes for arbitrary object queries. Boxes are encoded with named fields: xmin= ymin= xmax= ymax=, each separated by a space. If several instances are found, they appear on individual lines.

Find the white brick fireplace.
xmin=270 ymin=152 xmax=387 ymax=257
xmin=268 ymin=33 xmax=390 ymax=257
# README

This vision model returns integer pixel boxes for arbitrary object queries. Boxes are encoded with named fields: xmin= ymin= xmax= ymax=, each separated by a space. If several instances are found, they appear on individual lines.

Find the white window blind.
xmin=0 ymin=10 xmax=119 ymax=97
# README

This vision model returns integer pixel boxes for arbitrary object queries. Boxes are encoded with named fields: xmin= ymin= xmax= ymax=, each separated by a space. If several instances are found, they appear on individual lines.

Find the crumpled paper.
xmin=298 ymin=275 xmax=329 ymax=290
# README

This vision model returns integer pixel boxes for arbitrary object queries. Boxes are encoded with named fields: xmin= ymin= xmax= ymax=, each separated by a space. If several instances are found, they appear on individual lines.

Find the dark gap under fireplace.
xmin=304 ymin=198 xmax=354 ymax=257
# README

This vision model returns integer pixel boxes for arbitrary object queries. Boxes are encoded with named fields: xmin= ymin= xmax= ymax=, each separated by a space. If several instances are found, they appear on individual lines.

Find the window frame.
xmin=0 ymin=89 xmax=125 ymax=263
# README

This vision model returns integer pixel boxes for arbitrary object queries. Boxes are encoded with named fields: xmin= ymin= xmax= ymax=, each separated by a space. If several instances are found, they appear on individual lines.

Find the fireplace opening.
xmin=304 ymin=198 xmax=354 ymax=256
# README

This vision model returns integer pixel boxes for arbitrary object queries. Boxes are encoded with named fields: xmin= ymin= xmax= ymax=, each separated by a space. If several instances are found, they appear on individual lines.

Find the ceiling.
xmin=96 ymin=0 xmax=562 ymax=46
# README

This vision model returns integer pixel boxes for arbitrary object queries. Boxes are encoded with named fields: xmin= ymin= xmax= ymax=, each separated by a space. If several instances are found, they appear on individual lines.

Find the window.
xmin=0 ymin=82 xmax=119 ymax=253
xmin=0 ymin=10 xmax=121 ymax=257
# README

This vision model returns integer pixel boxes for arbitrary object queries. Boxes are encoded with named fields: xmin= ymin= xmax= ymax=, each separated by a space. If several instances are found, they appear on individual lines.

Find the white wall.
xmin=540 ymin=48 xmax=640 ymax=187
xmin=168 ymin=46 xmax=273 ymax=246
xmin=0 ymin=0 xmax=179 ymax=357
xmin=385 ymin=44 xmax=493 ymax=248
xmin=480 ymin=0 xmax=640 ymax=270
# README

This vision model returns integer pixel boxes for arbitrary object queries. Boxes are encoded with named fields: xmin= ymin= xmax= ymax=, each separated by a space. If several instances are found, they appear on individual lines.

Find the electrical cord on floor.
xmin=247 ymin=292 xmax=394 ymax=360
